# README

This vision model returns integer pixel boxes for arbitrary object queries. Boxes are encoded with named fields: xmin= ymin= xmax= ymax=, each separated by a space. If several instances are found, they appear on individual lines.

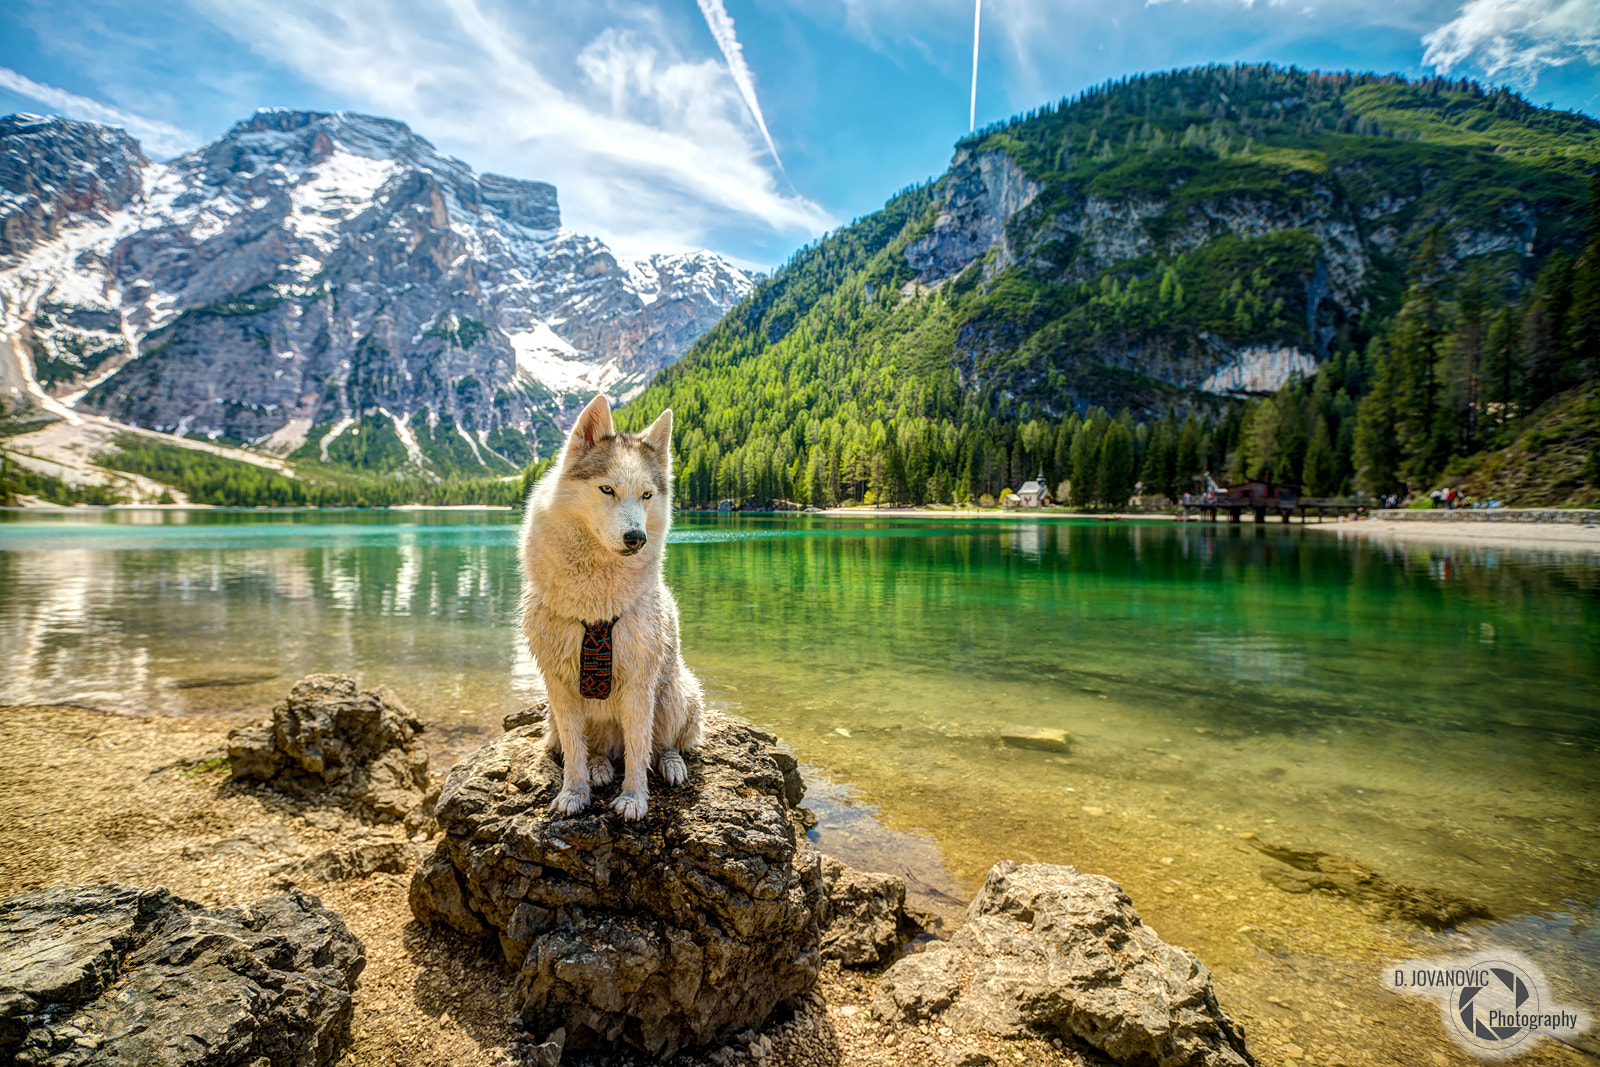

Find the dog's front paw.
xmin=611 ymin=792 xmax=649 ymax=820
xmin=550 ymin=785 xmax=590 ymax=815
xmin=658 ymin=748 xmax=688 ymax=786
xmin=588 ymin=753 xmax=616 ymax=787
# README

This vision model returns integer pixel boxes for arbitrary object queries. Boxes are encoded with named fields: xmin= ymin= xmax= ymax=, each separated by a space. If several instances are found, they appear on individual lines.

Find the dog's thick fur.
xmin=518 ymin=394 xmax=703 ymax=819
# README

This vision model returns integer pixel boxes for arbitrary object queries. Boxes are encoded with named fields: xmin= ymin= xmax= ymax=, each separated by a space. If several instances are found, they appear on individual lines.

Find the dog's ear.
xmin=642 ymin=408 xmax=673 ymax=461
xmin=562 ymin=394 xmax=614 ymax=466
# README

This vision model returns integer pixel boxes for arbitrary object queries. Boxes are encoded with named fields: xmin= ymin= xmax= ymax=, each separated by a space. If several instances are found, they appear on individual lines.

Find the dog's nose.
xmin=623 ymin=529 xmax=647 ymax=551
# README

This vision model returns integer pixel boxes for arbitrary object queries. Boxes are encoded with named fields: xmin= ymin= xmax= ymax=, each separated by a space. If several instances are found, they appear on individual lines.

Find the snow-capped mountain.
xmin=0 ymin=109 xmax=754 ymax=470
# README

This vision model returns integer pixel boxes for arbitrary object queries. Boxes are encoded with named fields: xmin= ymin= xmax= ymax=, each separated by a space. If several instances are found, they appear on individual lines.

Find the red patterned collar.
xmin=578 ymin=616 xmax=620 ymax=699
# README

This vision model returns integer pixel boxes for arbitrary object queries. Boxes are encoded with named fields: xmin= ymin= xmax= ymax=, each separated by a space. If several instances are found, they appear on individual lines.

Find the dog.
xmin=518 ymin=393 xmax=703 ymax=820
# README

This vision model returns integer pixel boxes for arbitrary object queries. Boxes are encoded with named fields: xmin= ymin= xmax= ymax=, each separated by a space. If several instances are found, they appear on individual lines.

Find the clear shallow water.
xmin=3 ymin=508 xmax=1597 ymax=1063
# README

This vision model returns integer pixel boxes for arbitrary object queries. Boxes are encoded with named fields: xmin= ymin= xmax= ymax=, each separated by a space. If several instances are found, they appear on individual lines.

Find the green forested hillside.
xmin=95 ymin=437 xmax=526 ymax=507
xmin=618 ymin=64 xmax=1600 ymax=508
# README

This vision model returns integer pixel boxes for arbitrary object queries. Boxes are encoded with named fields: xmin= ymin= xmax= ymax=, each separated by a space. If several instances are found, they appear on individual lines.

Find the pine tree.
xmin=1140 ymin=421 xmax=1171 ymax=502
xmin=1483 ymin=308 xmax=1521 ymax=425
xmin=806 ymin=450 xmax=826 ymax=507
xmin=1565 ymin=175 xmax=1600 ymax=387
xmin=1354 ymin=339 xmax=1403 ymax=497
xmin=1174 ymin=414 xmax=1203 ymax=496
xmin=1453 ymin=263 xmax=1490 ymax=449
xmin=1387 ymin=234 xmax=1453 ymax=489
xmin=1098 ymin=422 xmax=1136 ymax=507
xmin=1521 ymin=254 xmax=1575 ymax=413
xmin=1303 ymin=415 xmax=1338 ymax=497
xmin=1070 ymin=419 xmax=1102 ymax=507
xmin=1236 ymin=399 xmax=1280 ymax=481
xmin=1051 ymin=416 xmax=1075 ymax=489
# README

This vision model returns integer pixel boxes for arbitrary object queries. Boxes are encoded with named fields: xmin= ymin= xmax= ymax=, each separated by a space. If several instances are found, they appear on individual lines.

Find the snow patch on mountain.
xmin=287 ymin=152 xmax=396 ymax=248
xmin=511 ymin=323 xmax=625 ymax=394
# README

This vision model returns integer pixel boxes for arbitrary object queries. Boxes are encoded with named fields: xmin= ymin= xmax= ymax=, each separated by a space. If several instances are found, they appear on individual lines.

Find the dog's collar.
xmin=578 ymin=616 xmax=620 ymax=700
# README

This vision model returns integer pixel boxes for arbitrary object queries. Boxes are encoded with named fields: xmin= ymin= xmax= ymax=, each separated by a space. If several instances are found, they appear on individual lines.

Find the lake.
xmin=2 ymin=508 xmax=1597 ymax=1064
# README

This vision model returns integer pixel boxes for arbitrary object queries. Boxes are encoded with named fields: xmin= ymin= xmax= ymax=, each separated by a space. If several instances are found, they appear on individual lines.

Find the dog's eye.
xmin=599 ymin=485 xmax=615 ymax=496
xmin=642 ymin=491 xmax=653 ymax=500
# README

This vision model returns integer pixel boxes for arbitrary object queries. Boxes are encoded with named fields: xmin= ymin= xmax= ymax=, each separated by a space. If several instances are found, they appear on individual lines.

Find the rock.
xmin=300 ymin=808 xmax=356 ymax=833
xmin=528 ymin=1027 xmax=565 ymax=1067
xmin=1251 ymin=841 xmax=1491 ymax=928
xmin=227 ymin=674 xmax=429 ymax=823
xmin=998 ymin=724 xmax=1070 ymax=753
xmin=872 ymin=944 xmax=966 ymax=1023
xmin=872 ymin=861 xmax=1253 ymax=1067
xmin=487 ymin=1027 xmax=566 ymax=1067
xmin=940 ymin=1049 xmax=995 ymax=1067
xmin=181 ymin=824 xmax=303 ymax=862
xmin=171 ymin=669 xmax=280 ymax=690
xmin=503 ymin=704 xmax=548 ymax=732
xmin=0 ymin=883 xmax=364 ymax=1066
xmin=818 ymin=855 xmax=912 ymax=967
xmin=409 ymin=711 xmax=826 ymax=1060
xmin=403 ymin=781 xmax=443 ymax=840
xmin=271 ymin=832 xmax=415 ymax=887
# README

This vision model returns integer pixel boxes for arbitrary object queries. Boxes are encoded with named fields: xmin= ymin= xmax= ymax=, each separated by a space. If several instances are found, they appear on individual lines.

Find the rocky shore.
xmin=2 ymin=676 xmax=1499 ymax=1067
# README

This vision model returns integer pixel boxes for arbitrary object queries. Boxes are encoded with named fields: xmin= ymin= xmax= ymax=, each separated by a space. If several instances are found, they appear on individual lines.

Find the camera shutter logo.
xmin=1454 ymin=960 xmax=1536 ymax=1052
xmin=1383 ymin=949 xmax=1591 ymax=1060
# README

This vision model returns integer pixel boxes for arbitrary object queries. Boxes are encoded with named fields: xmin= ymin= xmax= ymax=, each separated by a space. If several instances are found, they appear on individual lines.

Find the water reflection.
xmin=4 ymin=508 xmax=1595 ymax=1061
xmin=1 ymin=510 xmax=1596 ymax=918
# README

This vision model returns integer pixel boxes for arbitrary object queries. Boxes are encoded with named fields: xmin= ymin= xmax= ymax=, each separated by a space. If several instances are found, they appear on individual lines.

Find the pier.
xmin=1179 ymin=479 xmax=1370 ymax=524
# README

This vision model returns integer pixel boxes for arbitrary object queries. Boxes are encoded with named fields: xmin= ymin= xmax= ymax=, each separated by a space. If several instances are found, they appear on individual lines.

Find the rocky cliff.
xmin=0 ymin=109 xmax=753 ymax=472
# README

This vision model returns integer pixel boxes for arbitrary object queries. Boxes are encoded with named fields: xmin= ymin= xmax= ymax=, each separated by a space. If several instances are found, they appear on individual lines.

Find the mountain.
xmin=616 ymin=64 xmax=1600 ymax=506
xmin=0 ymin=109 xmax=754 ymax=479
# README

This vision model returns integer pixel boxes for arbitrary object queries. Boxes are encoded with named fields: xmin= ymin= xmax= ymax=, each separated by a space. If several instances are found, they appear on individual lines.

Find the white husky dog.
xmin=518 ymin=393 xmax=704 ymax=820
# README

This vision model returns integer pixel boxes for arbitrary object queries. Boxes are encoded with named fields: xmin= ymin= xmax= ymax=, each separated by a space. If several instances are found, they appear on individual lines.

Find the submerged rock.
xmin=998 ymin=724 xmax=1070 ymax=753
xmin=409 ymin=711 xmax=827 ymax=1060
xmin=873 ymin=861 xmax=1253 ymax=1067
xmin=227 ymin=673 xmax=429 ymax=822
xmin=1251 ymin=841 xmax=1492 ymax=928
xmin=0 ymin=883 xmax=364 ymax=1067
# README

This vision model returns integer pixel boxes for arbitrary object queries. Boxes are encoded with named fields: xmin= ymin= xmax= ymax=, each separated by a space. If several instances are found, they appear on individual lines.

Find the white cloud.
xmin=1423 ymin=0 xmax=1600 ymax=84
xmin=695 ymin=0 xmax=785 ymax=171
xmin=183 ymin=0 xmax=829 ymax=257
xmin=0 ymin=66 xmax=196 ymax=157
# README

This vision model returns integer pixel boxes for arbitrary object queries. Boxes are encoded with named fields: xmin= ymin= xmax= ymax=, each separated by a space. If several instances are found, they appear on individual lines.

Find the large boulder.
xmin=873 ymin=861 xmax=1253 ymax=1067
xmin=409 ymin=710 xmax=826 ymax=1060
xmin=0 ymin=884 xmax=364 ymax=1067
xmin=227 ymin=674 xmax=429 ymax=822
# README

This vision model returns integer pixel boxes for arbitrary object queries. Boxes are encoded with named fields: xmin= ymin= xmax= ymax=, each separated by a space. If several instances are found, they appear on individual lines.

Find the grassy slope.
xmin=621 ymin=66 xmax=1600 ymax=467
xmin=1446 ymin=384 xmax=1600 ymax=507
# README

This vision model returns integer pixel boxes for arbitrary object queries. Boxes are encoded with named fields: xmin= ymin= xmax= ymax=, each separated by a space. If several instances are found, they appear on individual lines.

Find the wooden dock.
xmin=1180 ymin=497 xmax=1371 ymax=524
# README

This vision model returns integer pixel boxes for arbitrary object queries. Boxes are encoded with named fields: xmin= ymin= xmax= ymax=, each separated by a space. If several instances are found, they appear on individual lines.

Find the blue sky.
xmin=2 ymin=0 xmax=1597 ymax=270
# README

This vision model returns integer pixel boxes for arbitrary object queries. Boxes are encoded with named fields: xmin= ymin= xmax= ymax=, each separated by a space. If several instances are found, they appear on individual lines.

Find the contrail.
xmin=969 ymin=0 xmax=981 ymax=132
xmin=695 ymin=0 xmax=785 ymax=172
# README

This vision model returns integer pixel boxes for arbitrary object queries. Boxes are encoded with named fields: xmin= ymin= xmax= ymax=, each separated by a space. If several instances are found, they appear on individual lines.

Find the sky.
xmin=1 ymin=0 xmax=1597 ymax=271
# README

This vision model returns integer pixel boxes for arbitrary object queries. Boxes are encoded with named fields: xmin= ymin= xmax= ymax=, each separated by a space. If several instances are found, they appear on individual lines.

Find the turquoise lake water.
xmin=2 ymin=508 xmax=1596 ymax=1064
